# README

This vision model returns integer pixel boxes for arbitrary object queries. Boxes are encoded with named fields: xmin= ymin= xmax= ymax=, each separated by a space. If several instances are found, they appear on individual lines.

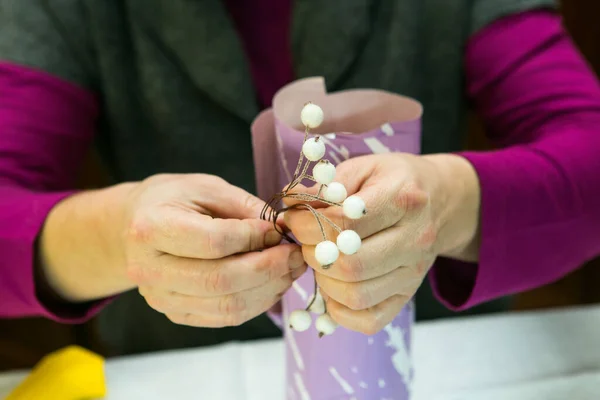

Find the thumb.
xmin=203 ymin=179 xmax=269 ymax=220
xmin=231 ymin=189 xmax=270 ymax=220
xmin=281 ymin=157 xmax=372 ymax=208
xmin=282 ymin=183 xmax=325 ymax=209
xmin=331 ymin=157 xmax=373 ymax=195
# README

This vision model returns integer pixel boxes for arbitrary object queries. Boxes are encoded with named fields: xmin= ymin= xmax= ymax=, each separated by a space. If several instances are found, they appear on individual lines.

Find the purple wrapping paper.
xmin=251 ymin=78 xmax=422 ymax=400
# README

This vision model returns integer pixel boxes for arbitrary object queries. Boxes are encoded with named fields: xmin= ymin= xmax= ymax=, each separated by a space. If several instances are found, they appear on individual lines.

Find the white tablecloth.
xmin=2 ymin=304 xmax=600 ymax=399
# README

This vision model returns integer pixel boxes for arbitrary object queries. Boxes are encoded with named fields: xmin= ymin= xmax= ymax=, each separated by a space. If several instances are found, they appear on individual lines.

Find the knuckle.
xmin=253 ymin=248 xmax=286 ymax=282
xmin=396 ymin=187 xmax=429 ymax=213
xmin=144 ymin=173 xmax=176 ymax=185
xmin=205 ymin=230 xmax=229 ymax=258
xmin=127 ymin=213 xmax=153 ymax=243
xmin=240 ymin=192 xmax=262 ymax=214
xmin=219 ymin=294 xmax=248 ymax=315
xmin=361 ymin=314 xmax=384 ymax=336
xmin=415 ymin=224 xmax=437 ymax=251
xmin=414 ymin=258 xmax=431 ymax=275
xmin=261 ymin=253 xmax=284 ymax=281
xmin=125 ymin=262 xmax=143 ymax=283
xmin=157 ymin=211 xmax=183 ymax=243
xmin=144 ymin=294 xmax=167 ymax=312
xmin=224 ymin=311 xmax=248 ymax=327
xmin=126 ymin=262 xmax=155 ymax=284
xmin=205 ymin=267 xmax=231 ymax=294
xmin=242 ymin=220 xmax=259 ymax=252
xmin=202 ymin=174 xmax=227 ymax=188
xmin=342 ymin=285 xmax=369 ymax=311
xmin=337 ymin=256 xmax=364 ymax=282
xmin=279 ymin=271 xmax=295 ymax=288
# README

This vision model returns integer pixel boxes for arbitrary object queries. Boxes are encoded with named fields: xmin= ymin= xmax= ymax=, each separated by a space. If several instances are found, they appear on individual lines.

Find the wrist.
xmin=39 ymin=182 xmax=139 ymax=302
xmin=421 ymin=153 xmax=481 ymax=261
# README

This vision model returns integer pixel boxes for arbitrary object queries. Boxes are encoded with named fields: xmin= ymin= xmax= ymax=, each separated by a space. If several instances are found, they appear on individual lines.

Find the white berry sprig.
xmin=260 ymin=101 xmax=366 ymax=338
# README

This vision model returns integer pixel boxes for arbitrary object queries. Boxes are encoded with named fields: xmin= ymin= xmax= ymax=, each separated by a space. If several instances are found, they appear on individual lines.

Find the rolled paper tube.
xmin=251 ymin=77 xmax=422 ymax=400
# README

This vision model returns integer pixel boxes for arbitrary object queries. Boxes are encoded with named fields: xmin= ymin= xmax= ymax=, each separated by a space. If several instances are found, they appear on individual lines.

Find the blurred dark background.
xmin=1 ymin=0 xmax=599 ymax=371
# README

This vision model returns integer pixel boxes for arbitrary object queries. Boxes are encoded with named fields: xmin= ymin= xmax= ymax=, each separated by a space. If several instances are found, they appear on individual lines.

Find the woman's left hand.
xmin=284 ymin=152 xmax=480 ymax=335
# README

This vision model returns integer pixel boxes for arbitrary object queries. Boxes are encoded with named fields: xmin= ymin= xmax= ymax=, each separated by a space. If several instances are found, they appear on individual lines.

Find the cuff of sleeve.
xmin=429 ymin=150 xmax=517 ymax=310
xmin=0 ymin=188 xmax=111 ymax=323
xmin=429 ymin=258 xmax=478 ymax=311
xmin=429 ymin=148 xmax=599 ymax=310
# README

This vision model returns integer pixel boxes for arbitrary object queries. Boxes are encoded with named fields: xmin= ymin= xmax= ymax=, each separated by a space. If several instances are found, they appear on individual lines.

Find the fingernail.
xmin=265 ymin=230 xmax=282 ymax=247
xmin=292 ymin=265 xmax=307 ymax=279
xmin=289 ymin=250 xmax=305 ymax=270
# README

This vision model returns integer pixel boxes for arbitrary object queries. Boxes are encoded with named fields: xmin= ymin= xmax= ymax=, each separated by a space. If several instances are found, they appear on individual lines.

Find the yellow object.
xmin=6 ymin=345 xmax=106 ymax=400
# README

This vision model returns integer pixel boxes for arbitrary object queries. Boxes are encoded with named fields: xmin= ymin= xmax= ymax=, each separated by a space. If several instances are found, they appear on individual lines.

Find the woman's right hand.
xmin=127 ymin=174 xmax=306 ymax=327
xmin=40 ymin=174 xmax=305 ymax=327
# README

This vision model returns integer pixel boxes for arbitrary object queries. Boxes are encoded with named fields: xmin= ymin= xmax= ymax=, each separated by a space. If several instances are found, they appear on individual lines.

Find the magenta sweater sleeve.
xmin=0 ymin=63 xmax=105 ymax=322
xmin=430 ymin=11 xmax=600 ymax=309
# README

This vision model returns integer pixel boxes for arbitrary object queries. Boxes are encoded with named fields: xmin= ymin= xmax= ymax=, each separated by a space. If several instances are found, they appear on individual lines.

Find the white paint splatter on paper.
xmin=294 ymin=372 xmax=311 ymax=400
xmin=276 ymin=130 xmax=293 ymax=182
xmin=287 ymin=330 xmax=305 ymax=371
xmin=320 ymin=136 xmax=350 ymax=160
xmin=383 ymin=324 xmax=412 ymax=391
xmin=287 ymin=385 xmax=297 ymax=400
xmin=351 ymin=366 xmax=358 ymax=374
xmin=328 ymin=150 xmax=342 ymax=165
xmin=367 ymin=337 xmax=374 ymax=345
xmin=329 ymin=367 xmax=355 ymax=394
xmin=292 ymin=281 xmax=308 ymax=302
xmin=364 ymin=137 xmax=391 ymax=153
xmin=359 ymin=381 xmax=368 ymax=389
xmin=381 ymin=123 xmax=395 ymax=136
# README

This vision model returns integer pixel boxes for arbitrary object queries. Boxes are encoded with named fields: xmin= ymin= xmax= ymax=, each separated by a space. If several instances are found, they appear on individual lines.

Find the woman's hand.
xmin=41 ymin=174 xmax=305 ymax=327
xmin=284 ymin=153 xmax=480 ymax=335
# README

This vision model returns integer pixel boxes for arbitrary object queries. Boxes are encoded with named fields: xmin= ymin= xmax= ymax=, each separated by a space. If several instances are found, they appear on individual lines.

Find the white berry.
xmin=343 ymin=195 xmax=366 ymax=219
xmin=323 ymin=182 xmax=347 ymax=203
xmin=316 ymin=314 xmax=337 ymax=337
xmin=307 ymin=291 xmax=325 ymax=315
xmin=289 ymin=309 xmax=312 ymax=332
xmin=301 ymin=102 xmax=324 ymax=129
xmin=313 ymin=160 xmax=336 ymax=185
xmin=336 ymin=230 xmax=362 ymax=255
xmin=302 ymin=137 xmax=326 ymax=161
xmin=315 ymin=240 xmax=339 ymax=266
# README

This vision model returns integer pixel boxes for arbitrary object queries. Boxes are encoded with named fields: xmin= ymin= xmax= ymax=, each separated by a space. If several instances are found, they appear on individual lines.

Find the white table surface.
xmin=2 ymin=304 xmax=600 ymax=400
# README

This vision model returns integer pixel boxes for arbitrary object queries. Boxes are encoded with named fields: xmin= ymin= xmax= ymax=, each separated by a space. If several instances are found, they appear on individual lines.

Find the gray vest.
xmin=0 ymin=0 xmax=555 ymax=355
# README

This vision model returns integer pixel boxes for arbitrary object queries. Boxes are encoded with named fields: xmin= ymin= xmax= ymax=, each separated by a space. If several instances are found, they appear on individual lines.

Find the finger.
xmin=186 ymin=175 xmax=273 ymax=220
xmin=283 ymin=173 xmax=429 ymax=246
xmin=326 ymin=294 xmax=409 ymax=335
xmin=164 ymin=285 xmax=286 ymax=328
xmin=139 ymin=266 xmax=306 ymax=316
xmin=281 ymin=158 xmax=371 ymax=242
xmin=302 ymin=225 xmax=433 ymax=282
xmin=282 ymin=184 xmax=328 ymax=209
xmin=315 ymin=266 xmax=421 ymax=311
xmin=133 ymin=206 xmax=282 ymax=259
xmin=128 ymin=243 xmax=305 ymax=296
